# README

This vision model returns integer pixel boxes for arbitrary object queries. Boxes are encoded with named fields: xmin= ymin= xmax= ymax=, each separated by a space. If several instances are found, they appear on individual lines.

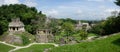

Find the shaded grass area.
xmin=0 ymin=43 xmax=15 ymax=52
xmin=88 ymin=33 xmax=98 ymax=37
xmin=14 ymin=44 xmax=54 ymax=52
xmin=0 ymin=32 xmax=35 ymax=46
xmin=112 ymin=38 xmax=120 ymax=46
xmin=50 ymin=33 xmax=120 ymax=52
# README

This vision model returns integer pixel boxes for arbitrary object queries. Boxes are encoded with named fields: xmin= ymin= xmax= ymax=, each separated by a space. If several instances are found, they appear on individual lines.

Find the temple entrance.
xmin=13 ymin=27 xmax=15 ymax=31
xmin=17 ymin=27 xmax=18 ymax=30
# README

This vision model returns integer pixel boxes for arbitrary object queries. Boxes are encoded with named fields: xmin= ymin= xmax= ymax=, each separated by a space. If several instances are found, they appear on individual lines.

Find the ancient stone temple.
xmin=82 ymin=23 xmax=91 ymax=31
xmin=9 ymin=18 xmax=25 ymax=32
xmin=36 ymin=29 xmax=53 ymax=43
xmin=75 ymin=21 xmax=91 ymax=31
xmin=1 ymin=18 xmax=26 ymax=44
xmin=75 ymin=21 xmax=83 ymax=30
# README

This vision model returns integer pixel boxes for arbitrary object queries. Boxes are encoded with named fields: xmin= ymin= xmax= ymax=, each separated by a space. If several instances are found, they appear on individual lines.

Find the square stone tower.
xmin=36 ymin=29 xmax=53 ymax=43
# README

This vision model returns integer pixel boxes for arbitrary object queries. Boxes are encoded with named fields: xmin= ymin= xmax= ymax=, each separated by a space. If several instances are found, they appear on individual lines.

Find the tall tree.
xmin=115 ymin=0 xmax=120 ymax=6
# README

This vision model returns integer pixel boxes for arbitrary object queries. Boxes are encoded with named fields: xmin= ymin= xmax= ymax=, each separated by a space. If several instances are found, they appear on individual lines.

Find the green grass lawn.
xmin=12 ymin=33 xmax=120 ymax=52
xmin=0 ymin=43 xmax=15 ymax=52
xmin=88 ymin=33 xmax=98 ymax=37
xmin=49 ymin=33 xmax=120 ymax=52
xmin=14 ymin=44 xmax=55 ymax=52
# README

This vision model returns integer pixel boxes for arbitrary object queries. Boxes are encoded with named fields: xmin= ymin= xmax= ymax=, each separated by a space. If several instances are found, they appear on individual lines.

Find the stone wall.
xmin=36 ymin=35 xmax=48 ymax=43
xmin=3 ymin=35 xmax=23 ymax=45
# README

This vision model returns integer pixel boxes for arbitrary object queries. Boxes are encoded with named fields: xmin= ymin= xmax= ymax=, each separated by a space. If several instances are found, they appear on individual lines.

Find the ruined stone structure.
xmin=36 ymin=29 xmax=53 ymax=43
xmin=1 ymin=18 xmax=41 ymax=45
xmin=75 ymin=21 xmax=91 ymax=31
xmin=2 ymin=18 xmax=25 ymax=44
xmin=9 ymin=18 xmax=25 ymax=34
xmin=3 ymin=35 xmax=23 ymax=44
xmin=2 ymin=17 xmax=53 ymax=44
xmin=35 ymin=17 xmax=53 ymax=43
xmin=75 ymin=21 xmax=83 ymax=30
xmin=82 ymin=23 xmax=91 ymax=31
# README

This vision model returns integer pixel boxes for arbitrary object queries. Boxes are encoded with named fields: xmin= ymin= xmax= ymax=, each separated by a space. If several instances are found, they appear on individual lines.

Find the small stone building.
xmin=1 ymin=18 xmax=25 ymax=44
xmin=9 ymin=18 xmax=25 ymax=32
xmin=36 ymin=29 xmax=53 ymax=43
xmin=75 ymin=21 xmax=91 ymax=31
xmin=75 ymin=21 xmax=83 ymax=30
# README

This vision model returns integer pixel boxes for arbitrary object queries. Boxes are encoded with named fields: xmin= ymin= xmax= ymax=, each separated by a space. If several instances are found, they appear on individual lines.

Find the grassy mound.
xmin=0 ymin=32 xmax=35 ymax=46
xmin=49 ymin=33 xmax=120 ymax=52
xmin=0 ymin=43 xmax=15 ymax=52
xmin=14 ymin=44 xmax=54 ymax=52
xmin=15 ymin=32 xmax=35 ymax=45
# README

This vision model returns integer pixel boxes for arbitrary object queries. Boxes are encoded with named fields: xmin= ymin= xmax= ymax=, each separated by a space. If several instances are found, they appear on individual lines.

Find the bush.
xmin=21 ymin=35 xmax=30 ymax=45
xmin=79 ymin=30 xmax=88 ymax=40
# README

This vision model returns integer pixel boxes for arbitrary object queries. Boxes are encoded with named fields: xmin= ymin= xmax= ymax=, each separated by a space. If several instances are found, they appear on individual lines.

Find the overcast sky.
xmin=0 ymin=0 xmax=119 ymax=20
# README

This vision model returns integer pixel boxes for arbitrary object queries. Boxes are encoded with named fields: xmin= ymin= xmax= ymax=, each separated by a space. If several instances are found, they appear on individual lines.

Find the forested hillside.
xmin=0 ymin=4 xmax=46 ymax=35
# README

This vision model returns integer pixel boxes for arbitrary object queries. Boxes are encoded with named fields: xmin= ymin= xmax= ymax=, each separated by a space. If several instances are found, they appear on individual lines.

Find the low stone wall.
xmin=2 ymin=35 xmax=23 ymax=45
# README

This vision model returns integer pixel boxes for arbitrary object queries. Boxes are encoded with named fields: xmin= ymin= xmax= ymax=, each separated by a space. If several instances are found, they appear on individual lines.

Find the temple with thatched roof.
xmin=8 ymin=18 xmax=25 ymax=32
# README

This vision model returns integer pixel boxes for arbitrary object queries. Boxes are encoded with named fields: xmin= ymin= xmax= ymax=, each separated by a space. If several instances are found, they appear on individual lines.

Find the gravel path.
xmin=0 ymin=41 xmax=58 ymax=52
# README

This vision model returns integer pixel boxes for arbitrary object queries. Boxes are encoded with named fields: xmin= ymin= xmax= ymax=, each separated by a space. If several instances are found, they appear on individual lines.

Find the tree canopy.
xmin=89 ymin=0 xmax=120 ymax=35
xmin=0 ymin=4 xmax=46 ymax=35
xmin=115 ymin=0 xmax=120 ymax=6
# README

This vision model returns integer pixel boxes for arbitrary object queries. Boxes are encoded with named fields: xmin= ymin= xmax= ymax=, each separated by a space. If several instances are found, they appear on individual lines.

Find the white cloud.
xmin=77 ymin=10 xmax=82 ymax=14
xmin=105 ymin=8 xmax=120 ymax=13
xmin=43 ymin=9 xmax=59 ymax=17
xmin=58 ymin=6 xmax=67 ymax=9
xmin=4 ymin=0 xmax=20 ymax=5
xmin=87 ymin=0 xmax=113 ymax=2
xmin=24 ymin=0 xmax=37 ymax=7
xmin=87 ymin=0 xmax=105 ymax=2
xmin=0 ymin=0 xmax=4 ymax=6
xmin=99 ymin=5 xmax=107 ymax=9
xmin=0 ymin=0 xmax=38 ymax=7
xmin=0 ymin=0 xmax=20 ymax=6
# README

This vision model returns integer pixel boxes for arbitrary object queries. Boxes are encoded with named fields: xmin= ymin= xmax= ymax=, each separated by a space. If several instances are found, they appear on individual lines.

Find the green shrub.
xmin=79 ymin=30 xmax=88 ymax=40
xmin=21 ymin=35 xmax=30 ymax=45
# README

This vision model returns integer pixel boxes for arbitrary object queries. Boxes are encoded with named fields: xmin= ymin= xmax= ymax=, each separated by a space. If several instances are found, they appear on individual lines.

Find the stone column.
xmin=45 ymin=30 xmax=48 ymax=35
xmin=11 ymin=27 xmax=13 ymax=31
xmin=15 ymin=27 xmax=17 ymax=31
xmin=9 ymin=27 xmax=11 ymax=31
xmin=21 ymin=27 xmax=25 ymax=32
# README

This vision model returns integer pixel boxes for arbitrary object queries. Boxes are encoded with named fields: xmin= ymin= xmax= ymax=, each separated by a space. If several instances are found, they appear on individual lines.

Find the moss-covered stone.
xmin=0 ymin=31 xmax=35 ymax=46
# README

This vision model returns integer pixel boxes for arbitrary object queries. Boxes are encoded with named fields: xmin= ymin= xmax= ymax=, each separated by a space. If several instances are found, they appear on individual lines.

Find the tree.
xmin=88 ymin=0 xmax=120 ymax=35
xmin=115 ymin=0 xmax=120 ymax=6
xmin=0 ymin=20 xmax=8 ymax=35
xmin=61 ymin=22 xmax=74 ymax=36
xmin=0 ymin=4 xmax=46 ymax=35
xmin=79 ymin=30 xmax=88 ymax=40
